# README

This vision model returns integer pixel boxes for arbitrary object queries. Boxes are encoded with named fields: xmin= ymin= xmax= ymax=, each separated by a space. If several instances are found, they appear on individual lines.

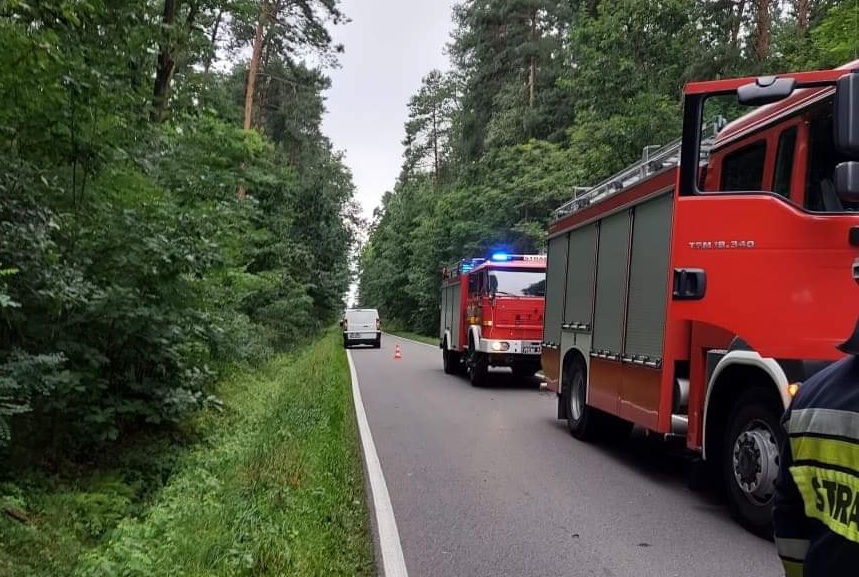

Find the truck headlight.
xmin=491 ymin=341 xmax=510 ymax=352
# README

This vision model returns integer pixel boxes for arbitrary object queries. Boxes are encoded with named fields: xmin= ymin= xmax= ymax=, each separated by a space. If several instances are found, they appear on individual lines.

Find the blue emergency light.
xmin=491 ymin=252 xmax=510 ymax=261
xmin=458 ymin=257 xmax=486 ymax=274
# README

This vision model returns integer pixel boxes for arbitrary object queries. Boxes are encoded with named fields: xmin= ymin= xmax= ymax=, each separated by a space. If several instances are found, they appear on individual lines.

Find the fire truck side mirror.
xmin=834 ymin=162 xmax=859 ymax=203
xmin=834 ymin=72 xmax=859 ymax=156
xmin=736 ymin=75 xmax=796 ymax=106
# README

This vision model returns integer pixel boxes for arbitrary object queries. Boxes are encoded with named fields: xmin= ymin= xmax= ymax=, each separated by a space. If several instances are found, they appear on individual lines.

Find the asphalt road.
xmin=349 ymin=333 xmax=784 ymax=577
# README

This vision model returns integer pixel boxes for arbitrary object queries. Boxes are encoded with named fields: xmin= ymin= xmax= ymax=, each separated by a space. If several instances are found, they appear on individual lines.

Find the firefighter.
xmin=772 ymin=318 xmax=859 ymax=577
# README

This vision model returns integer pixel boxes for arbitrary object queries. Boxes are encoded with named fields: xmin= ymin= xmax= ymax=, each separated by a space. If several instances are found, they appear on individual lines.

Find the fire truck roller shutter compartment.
xmin=440 ymin=281 xmax=450 ymax=346
xmin=544 ymin=235 xmax=567 ymax=347
xmin=623 ymin=191 xmax=673 ymax=365
xmin=450 ymin=281 xmax=461 ymax=349
xmin=618 ymin=191 xmax=674 ymax=422
xmin=564 ymin=224 xmax=597 ymax=329
xmin=590 ymin=211 xmax=631 ymax=413
xmin=542 ymin=233 xmax=569 ymax=391
xmin=561 ymin=224 xmax=598 ymax=398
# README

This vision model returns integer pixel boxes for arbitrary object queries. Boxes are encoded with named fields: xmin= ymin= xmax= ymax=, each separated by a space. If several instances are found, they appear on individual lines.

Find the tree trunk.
xmin=243 ymin=1 xmax=267 ymax=132
xmin=754 ymin=0 xmax=771 ymax=61
xmin=152 ymin=0 xmax=200 ymax=121
xmin=528 ymin=8 xmax=537 ymax=108
xmin=729 ymin=0 xmax=747 ymax=48
xmin=151 ymin=0 xmax=178 ymax=122
xmin=257 ymin=45 xmax=274 ymax=134
xmin=432 ymin=106 xmax=439 ymax=186
xmin=794 ymin=0 xmax=809 ymax=37
xmin=239 ymin=0 xmax=269 ymax=200
xmin=203 ymin=9 xmax=224 ymax=75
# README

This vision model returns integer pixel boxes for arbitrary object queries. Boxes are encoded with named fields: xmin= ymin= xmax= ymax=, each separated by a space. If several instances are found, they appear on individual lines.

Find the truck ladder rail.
xmin=551 ymin=124 xmax=721 ymax=222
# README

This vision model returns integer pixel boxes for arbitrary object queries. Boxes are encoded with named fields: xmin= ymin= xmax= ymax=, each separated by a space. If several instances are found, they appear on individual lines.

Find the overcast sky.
xmin=320 ymin=0 xmax=458 ymax=221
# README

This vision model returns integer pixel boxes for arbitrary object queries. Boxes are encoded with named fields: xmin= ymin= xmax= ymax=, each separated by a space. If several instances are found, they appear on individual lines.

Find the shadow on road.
xmin=549 ymin=419 xmax=736 ymax=524
xmin=442 ymin=367 xmax=544 ymax=390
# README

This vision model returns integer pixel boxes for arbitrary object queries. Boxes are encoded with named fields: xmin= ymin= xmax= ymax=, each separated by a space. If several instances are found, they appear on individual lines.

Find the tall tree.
xmin=753 ymin=0 xmax=773 ymax=61
xmin=401 ymin=70 xmax=458 ymax=185
xmin=152 ymin=0 xmax=207 ymax=122
xmin=447 ymin=0 xmax=575 ymax=159
xmin=234 ymin=0 xmax=346 ymax=198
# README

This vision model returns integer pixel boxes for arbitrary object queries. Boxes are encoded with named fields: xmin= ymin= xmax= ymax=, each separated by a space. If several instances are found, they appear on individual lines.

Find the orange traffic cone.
xmin=394 ymin=345 xmax=402 ymax=360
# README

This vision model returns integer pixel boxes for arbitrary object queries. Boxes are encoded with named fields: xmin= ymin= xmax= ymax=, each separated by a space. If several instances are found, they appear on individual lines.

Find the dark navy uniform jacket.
xmin=773 ymin=355 xmax=859 ymax=577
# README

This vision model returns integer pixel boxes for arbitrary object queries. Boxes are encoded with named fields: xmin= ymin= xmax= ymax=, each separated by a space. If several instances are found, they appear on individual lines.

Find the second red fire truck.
xmin=541 ymin=59 xmax=859 ymax=538
xmin=440 ymin=253 xmax=547 ymax=385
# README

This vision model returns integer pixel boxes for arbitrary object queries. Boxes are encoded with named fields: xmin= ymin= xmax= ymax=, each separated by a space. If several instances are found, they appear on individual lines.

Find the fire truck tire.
xmin=443 ymin=348 xmax=461 ymax=375
xmin=721 ymin=387 xmax=785 ymax=540
xmin=564 ymin=360 xmax=631 ymax=443
xmin=564 ymin=360 xmax=599 ymax=441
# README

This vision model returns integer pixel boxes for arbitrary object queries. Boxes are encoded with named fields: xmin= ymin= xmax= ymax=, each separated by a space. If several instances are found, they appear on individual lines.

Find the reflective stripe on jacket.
xmin=773 ymin=356 xmax=859 ymax=577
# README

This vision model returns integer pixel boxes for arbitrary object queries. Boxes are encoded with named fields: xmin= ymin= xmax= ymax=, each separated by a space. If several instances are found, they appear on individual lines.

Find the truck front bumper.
xmin=477 ymin=339 xmax=542 ymax=356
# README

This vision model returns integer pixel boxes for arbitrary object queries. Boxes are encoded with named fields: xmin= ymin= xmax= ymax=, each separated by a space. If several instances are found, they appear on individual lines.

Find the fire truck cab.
xmin=440 ymin=253 xmax=546 ymax=386
xmin=541 ymin=60 xmax=859 ymax=538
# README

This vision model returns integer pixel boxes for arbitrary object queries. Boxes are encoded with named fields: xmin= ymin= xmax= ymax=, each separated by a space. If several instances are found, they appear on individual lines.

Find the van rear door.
xmin=345 ymin=310 xmax=378 ymax=339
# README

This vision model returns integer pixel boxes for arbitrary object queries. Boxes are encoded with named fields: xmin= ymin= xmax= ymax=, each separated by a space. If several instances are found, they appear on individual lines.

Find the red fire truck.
xmin=440 ymin=253 xmax=547 ymax=385
xmin=541 ymin=59 xmax=859 ymax=537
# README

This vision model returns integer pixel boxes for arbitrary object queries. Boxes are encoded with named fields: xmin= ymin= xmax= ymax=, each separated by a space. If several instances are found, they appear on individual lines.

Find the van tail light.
xmin=376 ymin=319 xmax=381 ymax=330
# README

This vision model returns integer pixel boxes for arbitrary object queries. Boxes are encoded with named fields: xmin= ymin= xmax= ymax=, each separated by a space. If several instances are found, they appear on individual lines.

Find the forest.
xmin=0 ymin=2 xmax=380 ymax=574
xmin=357 ymin=0 xmax=859 ymax=336
xmin=0 ymin=0 xmax=361 ymax=466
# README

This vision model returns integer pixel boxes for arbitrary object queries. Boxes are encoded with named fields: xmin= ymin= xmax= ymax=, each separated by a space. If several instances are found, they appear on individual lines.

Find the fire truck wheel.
xmin=442 ymin=348 xmax=461 ymax=375
xmin=564 ymin=360 xmax=598 ymax=440
xmin=721 ymin=387 xmax=785 ymax=540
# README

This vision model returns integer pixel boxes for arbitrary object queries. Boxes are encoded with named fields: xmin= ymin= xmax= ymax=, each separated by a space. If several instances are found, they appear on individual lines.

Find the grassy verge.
xmin=383 ymin=325 xmax=438 ymax=347
xmin=0 ymin=329 xmax=374 ymax=577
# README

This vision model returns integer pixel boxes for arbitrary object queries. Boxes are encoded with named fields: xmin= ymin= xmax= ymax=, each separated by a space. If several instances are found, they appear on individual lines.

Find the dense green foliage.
xmin=0 ymin=0 xmax=359 ymax=464
xmin=1 ymin=330 xmax=373 ymax=577
xmin=358 ymin=0 xmax=859 ymax=335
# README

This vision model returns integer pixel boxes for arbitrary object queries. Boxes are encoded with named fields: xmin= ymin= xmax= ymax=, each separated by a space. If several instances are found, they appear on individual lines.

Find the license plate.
xmin=524 ymin=345 xmax=541 ymax=355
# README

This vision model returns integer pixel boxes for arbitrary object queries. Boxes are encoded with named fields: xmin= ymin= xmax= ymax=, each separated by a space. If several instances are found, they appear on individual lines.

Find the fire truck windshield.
xmin=488 ymin=270 xmax=546 ymax=298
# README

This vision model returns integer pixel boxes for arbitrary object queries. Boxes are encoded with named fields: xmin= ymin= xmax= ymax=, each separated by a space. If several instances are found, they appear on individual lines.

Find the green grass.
xmin=0 ymin=329 xmax=375 ymax=577
xmin=390 ymin=330 xmax=437 ymax=346
xmin=383 ymin=326 xmax=438 ymax=347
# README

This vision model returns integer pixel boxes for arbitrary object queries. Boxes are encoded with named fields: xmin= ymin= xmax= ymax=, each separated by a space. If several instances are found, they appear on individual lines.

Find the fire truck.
xmin=440 ymin=253 xmax=547 ymax=385
xmin=541 ymin=59 xmax=859 ymax=538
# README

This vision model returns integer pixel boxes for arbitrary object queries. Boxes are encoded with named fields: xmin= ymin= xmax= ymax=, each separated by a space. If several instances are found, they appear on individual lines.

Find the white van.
xmin=340 ymin=308 xmax=381 ymax=349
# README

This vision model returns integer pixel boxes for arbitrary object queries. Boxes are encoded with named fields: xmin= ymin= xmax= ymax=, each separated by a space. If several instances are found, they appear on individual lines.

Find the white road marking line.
xmin=346 ymin=349 xmax=409 ymax=577
xmin=383 ymin=332 xmax=437 ymax=349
